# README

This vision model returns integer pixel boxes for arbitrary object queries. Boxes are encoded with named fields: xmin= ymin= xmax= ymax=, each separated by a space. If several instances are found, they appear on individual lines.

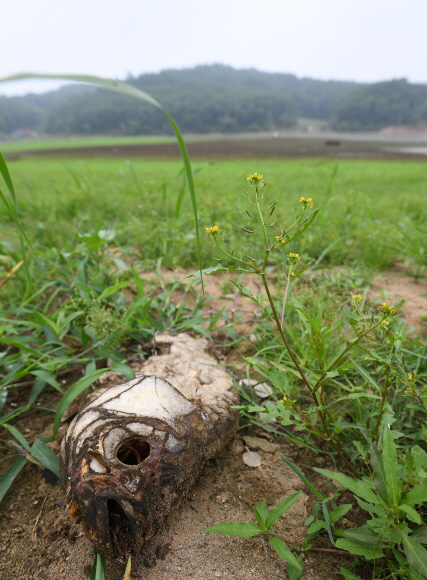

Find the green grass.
xmin=0 ymin=134 xmax=204 ymax=153
xmin=1 ymin=156 xmax=426 ymax=271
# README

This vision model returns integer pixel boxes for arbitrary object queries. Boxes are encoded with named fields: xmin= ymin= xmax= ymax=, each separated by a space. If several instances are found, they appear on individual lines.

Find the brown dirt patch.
xmin=371 ymin=269 xmax=427 ymax=334
xmin=5 ymin=136 xmax=427 ymax=161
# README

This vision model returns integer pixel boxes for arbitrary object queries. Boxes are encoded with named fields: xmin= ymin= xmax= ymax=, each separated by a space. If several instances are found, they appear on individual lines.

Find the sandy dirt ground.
xmin=0 ymin=428 xmax=372 ymax=580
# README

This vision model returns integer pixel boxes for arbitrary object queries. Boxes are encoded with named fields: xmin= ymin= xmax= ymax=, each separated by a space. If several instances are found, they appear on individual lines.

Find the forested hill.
xmin=0 ymin=66 xmax=426 ymax=135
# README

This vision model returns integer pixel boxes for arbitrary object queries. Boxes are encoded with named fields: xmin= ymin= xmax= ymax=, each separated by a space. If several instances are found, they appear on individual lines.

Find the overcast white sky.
xmin=0 ymin=0 xmax=426 ymax=96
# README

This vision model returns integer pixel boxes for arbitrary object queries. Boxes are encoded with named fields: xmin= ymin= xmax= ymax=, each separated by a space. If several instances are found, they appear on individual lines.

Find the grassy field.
xmin=1 ymin=156 xmax=426 ymax=272
xmin=0 ymin=135 xmax=184 ymax=153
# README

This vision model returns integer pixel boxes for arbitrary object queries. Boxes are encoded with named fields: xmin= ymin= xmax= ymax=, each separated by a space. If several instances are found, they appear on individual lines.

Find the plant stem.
xmin=268 ymin=533 xmax=353 ymax=556
xmin=314 ymin=319 xmax=383 ymax=390
xmin=261 ymin=274 xmax=314 ymax=396
xmin=0 ymin=260 xmax=23 ymax=288
xmin=373 ymin=365 xmax=390 ymax=436
xmin=280 ymin=272 xmax=291 ymax=330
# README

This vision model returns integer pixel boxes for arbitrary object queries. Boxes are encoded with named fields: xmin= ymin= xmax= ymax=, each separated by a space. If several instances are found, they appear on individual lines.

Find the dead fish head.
xmin=60 ymin=376 xmax=210 ymax=562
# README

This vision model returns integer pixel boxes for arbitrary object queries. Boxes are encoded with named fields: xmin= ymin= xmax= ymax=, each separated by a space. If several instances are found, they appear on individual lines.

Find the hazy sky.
xmin=1 ymin=0 xmax=426 ymax=96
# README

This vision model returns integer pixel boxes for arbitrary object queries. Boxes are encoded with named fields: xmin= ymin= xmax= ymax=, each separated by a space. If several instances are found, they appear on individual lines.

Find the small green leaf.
xmin=269 ymin=536 xmax=303 ymax=570
xmin=313 ymin=468 xmax=379 ymax=505
xmin=0 ymin=456 xmax=27 ymax=502
xmin=399 ymin=504 xmax=421 ymax=525
xmin=405 ymin=484 xmax=427 ymax=507
xmin=110 ymin=363 xmax=136 ymax=381
xmin=98 ymin=344 xmax=125 ymax=362
xmin=287 ymin=554 xmax=304 ymax=580
xmin=123 ymin=553 xmax=131 ymax=580
xmin=185 ymin=263 xmax=229 ymax=281
xmin=335 ymin=538 xmax=385 ymax=560
xmin=0 ymin=387 xmax=7 ymax=414
xmin=357 ymin=499 xmax=386 ymax=517
xmin=383 ymin=427 xmax=401 ymax=506
xmin=31 ymin=439 xmax=61 ymax=480
xmin=350 ymin=359 xmax=381 ymax=391
xmin=312 ymin=503 xmax=320 ymax=517
xmin=85 ymin=360 xmax=97 ymax=375
xmin=412 ymin=527 xmax=427 ymax=545
xmin=2 ymin=423 xmax=31 ymax=452
xmin=254 ymin=500 xmax=269 ymax=530
xmin=204 ymin=522 xmax=263 ymax=537
xmin=28 ymin=377 xmax=48 ymax=406
xmin=400 ymin=532 xmax=427 ymax=578
xmin=329 ymin=504 xmax=352 ymax=524
xmin=287 ymin=210 xmax=319 ymax=244
xmin=370 ymin=443 xmax=391 ymax=506
xmin=307 ymin=520 xmax=327 ymax=536
xmin=322 ymin=503 xmax=335 ymax=545
xmin=268 ymin=366 xmax=289 ymax=393
xmin=279 ymin=455 xmax=325 ymax=501
xmin=265 ymin=491 xmax=303 ymax=530
xmin=338 ymin=568 xmax=364 ymax=580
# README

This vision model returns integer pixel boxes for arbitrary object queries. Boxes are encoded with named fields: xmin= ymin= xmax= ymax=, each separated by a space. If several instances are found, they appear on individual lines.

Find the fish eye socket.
xmin=117 ymin=439 xmax=150 ymax=466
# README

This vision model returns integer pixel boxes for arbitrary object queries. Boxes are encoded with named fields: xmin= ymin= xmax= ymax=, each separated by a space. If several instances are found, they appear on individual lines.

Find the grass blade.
xmin=204 ymin=522 xmax=263 ymax=537
xmin=123 ymin=554 xmax=131 ymax=580
xmin=0 ymin=151 xmax=36 ymax=291
xmin=322 ymin=502 xmax=335 ymax=546
xmin=31 ymin=438 xmax=61 ymax=480
xmin=2 ymin=424 xmax=31 ymax=452
xmin=278 ymin=454 xmax=325 ymax=501
xmin=52 ymin=369 xmax=107 ymax=438
xmin=0 ymin=456 xmax=27 ymax=502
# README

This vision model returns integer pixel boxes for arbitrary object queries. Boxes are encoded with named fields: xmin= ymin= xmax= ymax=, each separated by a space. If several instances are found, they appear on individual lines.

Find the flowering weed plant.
xmin=192 ymin=174 xmax=427 ymax=579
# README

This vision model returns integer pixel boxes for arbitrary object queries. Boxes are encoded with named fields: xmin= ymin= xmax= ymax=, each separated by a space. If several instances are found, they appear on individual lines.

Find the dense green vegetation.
xmin=1 ymin=67 xmax=427 ymax=135
xmin=331 ymin=79 xmax=427 ymax=131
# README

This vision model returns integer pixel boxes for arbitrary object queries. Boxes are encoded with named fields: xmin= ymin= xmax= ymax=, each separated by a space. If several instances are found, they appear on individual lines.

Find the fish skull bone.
xmin=61 ymin=374 xmax=238 ymax=563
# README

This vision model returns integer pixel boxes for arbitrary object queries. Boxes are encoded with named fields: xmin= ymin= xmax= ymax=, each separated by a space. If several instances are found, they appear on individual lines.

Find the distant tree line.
xmin=330 ymin=79 xmax=427 ymax=130
xmin=0 ymin=66 xmax=426 ymax=135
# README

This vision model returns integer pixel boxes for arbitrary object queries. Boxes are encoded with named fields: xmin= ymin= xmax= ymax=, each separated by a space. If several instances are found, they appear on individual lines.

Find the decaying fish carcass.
xmin=60 ymin=333 xmax=239 ymax=564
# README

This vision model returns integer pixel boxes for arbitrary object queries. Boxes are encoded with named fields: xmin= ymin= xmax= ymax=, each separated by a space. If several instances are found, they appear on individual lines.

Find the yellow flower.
xmin=381 ymin=320 xmax=389 ymax=326
xmin=408 ymin=372 xmax=414 ymax=382
xmin=205 ymin=225 xmax=219 ymax=235
xmin=247 ymin=172 xmax=263 ymax=183
xmin=352 ymin=294 xmax=362 ymax=301
xmin=280 ymin=396 xmax=287 ymax=404
xmin=288 ymin=252 xmax=300 ymax=262
xmin=379 ymin=302 xmax=396 ymax=316
xmin=290 ymin=272 xmax=296 ymax=279
xmin=299 ymin=196 xmax=314 ymax=209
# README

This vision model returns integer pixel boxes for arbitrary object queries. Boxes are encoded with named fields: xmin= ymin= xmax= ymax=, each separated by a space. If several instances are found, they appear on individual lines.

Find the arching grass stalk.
xmin=0 ymin=72 xmax=204 ymax=290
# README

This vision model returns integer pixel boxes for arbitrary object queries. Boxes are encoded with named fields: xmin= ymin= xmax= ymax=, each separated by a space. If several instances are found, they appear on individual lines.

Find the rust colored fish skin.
xmin=60 ymin=374 xmax=238 ymax=564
